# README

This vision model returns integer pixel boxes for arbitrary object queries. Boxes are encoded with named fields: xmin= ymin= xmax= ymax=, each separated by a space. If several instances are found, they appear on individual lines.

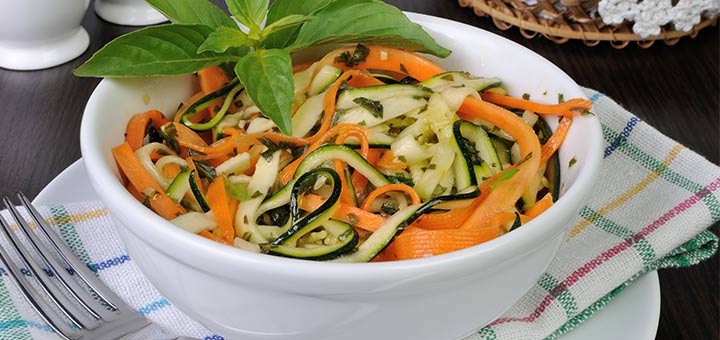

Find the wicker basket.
xmin=458 ymin=0 xmax=718 ymax=48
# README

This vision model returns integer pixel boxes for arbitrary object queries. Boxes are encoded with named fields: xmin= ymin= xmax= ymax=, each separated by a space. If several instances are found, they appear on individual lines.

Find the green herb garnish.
xmin=74 ymin=0 xmax=450 ymax=136
xmin=353 ymin=97 xmax=383 ymax=118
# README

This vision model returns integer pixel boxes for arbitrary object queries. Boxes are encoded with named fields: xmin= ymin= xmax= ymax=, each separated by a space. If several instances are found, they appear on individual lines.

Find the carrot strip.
xmin=112 ymin=143 xmax=184 ymax=220
xmin=317 ymin=45 xmax=445 ymax=81
xmin=302 ymin=70 xmax=378 ymax=145
xmin=174 ymin=91 xmax=207 ymax=123
xmin=480 ymin=92 xmax=592 ymax=117
xmin=360 ymin=184 xmax=421 ymax=211
xmin=376 ymin=150 xmax=407 ymax=170
xmin=198 ymin=230 xmax=232 ymax=245
xmin=541 ymin=117 xmax=572 ymax=164
xmin=375 ymin=225 xmax=500 ymax=261
xmin=162 ymin=163 xmax=182 ymax=179
xmin=206 ymin=178 xmax=235 ymax=243
xmin=334 ymin=128 xmax=371 ymax=205
xmin=198 ymin=66 xmax=230 ymax=118
xmin=457 ymin=97 xmax=542 ymax=230
xmin=125 ymin=110 xmax=168 ymax=151
xmin=525 ymin=192 xmax=554 ymax=219
xmin=299 ymin=194 xmax=386 ymax=232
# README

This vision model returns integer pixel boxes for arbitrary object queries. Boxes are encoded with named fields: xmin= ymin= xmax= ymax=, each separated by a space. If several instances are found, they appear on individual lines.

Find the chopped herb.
xmin=568 ymin=157 xmax=577 ymax=168
xmin=558 ymin=93 xmax=565 ymax=103
xmin=159 ymin=123 xmax=180 ymax=153
xmin=427 ymin=163 xmax=437 ymax=170
xmin=387 ymin=175 xmax=414 ymax=186
xmin=441 ymin=74 xmax=454 ymax=81
xmin=338 ymin=80 xmax=350 ymax=92
xmin=380 ymin=201 xmax=399 ymax=215
xmin=334 ymin=44 xmax=370 ymax=67
xmin=225 ymin=179 xmax=249 ymax=201
xmin=234 ymin=99 xmax=243 ymax=107
xmin=542 ymin=91 xmax=548 ymax=96
xmin=147 ymin=122 xmax=163 ymax=144
xmin=397 ymin=155 xmax=408 ymax=163
xmin=399 ymin=63 xmax=408 ymax=74
xmin=194 ymin=161 xmax=217 ymax=180
xmin=358 ymin=120 xmax=367 ymax=126
xmin=251 ymin=191 xmax=263 ymax=199
xmin=489 ymin=168 xmax=520 ymax=189
xmin=353 ymin=97 xmax=383 ymax=118
xmin=522 ymin=93 xmax=530 ymax=100
xmin=581 ymin=109 xmax=594 ymax=116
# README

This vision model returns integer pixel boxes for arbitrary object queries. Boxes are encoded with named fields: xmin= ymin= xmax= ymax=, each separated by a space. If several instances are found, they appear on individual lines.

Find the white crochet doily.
xmin=598 ymin=0 xmax=720 ymax=37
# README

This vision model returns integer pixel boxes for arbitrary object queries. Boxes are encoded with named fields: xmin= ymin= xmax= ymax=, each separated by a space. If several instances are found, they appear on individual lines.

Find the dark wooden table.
xmin=0 ymin=1 xmax=717 ymax=339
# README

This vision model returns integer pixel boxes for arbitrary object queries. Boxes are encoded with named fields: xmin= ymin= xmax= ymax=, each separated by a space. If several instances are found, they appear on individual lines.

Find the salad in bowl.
xmin=77 ymin=0 xmax=602 ymax=339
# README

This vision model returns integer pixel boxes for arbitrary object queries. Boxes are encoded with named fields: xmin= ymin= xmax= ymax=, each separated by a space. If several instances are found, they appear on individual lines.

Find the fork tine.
xmin=0 ymin=215 xmax=80 ymax=339
xmin=16 ymin=193 xmax=134 ymax=315
xmin=5 ymin=196 xmax=118 ymax=322
xmin=0 ymin=200 xmax=100 ymax=330
xmin=15 ymin=193 xmax=154 ymax=340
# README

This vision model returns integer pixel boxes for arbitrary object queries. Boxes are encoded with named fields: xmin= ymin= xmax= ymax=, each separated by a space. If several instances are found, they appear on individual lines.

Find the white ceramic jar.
xmin=0 ymin=0 xmax=89 ymax=70
xmin=94 ymin=0 xmax=166 ymax=26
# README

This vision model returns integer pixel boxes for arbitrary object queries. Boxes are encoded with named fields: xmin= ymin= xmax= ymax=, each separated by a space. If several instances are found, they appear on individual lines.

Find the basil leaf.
xmin=145 ymin=0 xmax=236 ymax=28
xmin=262 ymin=14 xmax=315 ymax=40
xmin=198 ymin=26 xmax=250 ymax=53
xmin=235 ymin=49 xmax=294 ymax=135
xmin=263 ymin=0 xmax=334 ymax=48
xmin=226 ymin=0 xmax=269 ymax=31
xmin=289 ymin=0 xmax=450 ymax=58
xmin=74 ymin=24 xmax=235 ymax=77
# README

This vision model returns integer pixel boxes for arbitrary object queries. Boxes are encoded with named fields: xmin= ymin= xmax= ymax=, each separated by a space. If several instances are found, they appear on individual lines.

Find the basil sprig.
xmin=74 ymin=0 xmax=451 ymax=135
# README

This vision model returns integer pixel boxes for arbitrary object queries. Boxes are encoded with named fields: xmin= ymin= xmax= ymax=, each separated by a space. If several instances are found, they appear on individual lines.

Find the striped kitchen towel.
xmin=0 ymin=88 xmax=718 ymax=340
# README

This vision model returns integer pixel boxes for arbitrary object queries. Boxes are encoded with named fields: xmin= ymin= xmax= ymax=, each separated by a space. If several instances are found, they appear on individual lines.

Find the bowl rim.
xmin=79 ymin=12 xmax=604 ymax=285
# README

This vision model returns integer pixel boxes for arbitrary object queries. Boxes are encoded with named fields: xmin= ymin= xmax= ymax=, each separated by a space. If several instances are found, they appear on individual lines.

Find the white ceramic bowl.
xmin=80 ymin=13 xmax=603 ymax=340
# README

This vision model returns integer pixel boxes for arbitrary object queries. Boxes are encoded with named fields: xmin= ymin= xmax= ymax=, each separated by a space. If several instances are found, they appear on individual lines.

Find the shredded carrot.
xmin=360 ymin=184 xmax=421 ymax=211
xmin=299 ymin=194 xmax=386 ymax=232
xmin=198 ymin=66 xmax=230 ymax=117
xmin=541 ymin=117 xmax=572 ymax=164
xmin=198 ymin=230 xmax=232 ymax=245
xmin=125 ymin=110 xmax=168 ymax=151
xmin=376 ymin=150 xmax=407 ymax=170
xmin=162 ymin=163 xmax=182 ymax=179
xmin=317 ymin=45 xmax=445 ymax=81
xmin=480 ymin=92 xmax=592 ymax=117
xmin=334 ymin=128 xmax=371 ymax=205
xmin=206 ymin=178 xmax=235 ymax=243
xmin=375 ymin=225 xmax=500 ymax=261
xmin=525 ymin=192 xmax=554 ymax=219
xmin=174 ymin=91 xmax=207 ymax=124
xmin=112 ymin=143 xmax=184 ymax=220
xmin=457 ymin=97 xmax=542 ymax=230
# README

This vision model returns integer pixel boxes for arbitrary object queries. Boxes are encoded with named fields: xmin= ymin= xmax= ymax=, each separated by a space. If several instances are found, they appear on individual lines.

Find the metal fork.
xmin=0 ymin=193 xmax=195 ymax=340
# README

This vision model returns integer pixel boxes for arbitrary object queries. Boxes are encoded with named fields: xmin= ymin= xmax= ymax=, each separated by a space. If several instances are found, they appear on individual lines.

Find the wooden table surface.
xmin=0 ymin=1 xmax=717 ymax=339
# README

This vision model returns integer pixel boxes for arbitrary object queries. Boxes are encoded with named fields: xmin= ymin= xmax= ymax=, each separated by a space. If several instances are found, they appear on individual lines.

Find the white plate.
xmin=34 ymin=160 xmax=661 ymax=340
